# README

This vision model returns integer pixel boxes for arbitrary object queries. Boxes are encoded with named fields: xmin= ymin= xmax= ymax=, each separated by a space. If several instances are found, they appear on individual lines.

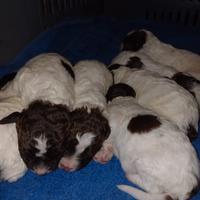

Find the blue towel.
xmin=1 ymin=16 xmax=200 ymax=200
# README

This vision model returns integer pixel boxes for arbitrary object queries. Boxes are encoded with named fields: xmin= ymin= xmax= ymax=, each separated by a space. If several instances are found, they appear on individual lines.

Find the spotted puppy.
xmin=110 ymin=51 xmax=200 ymax=107
xmin=121 ymin=29 xmax=200 ymax=80
xmin=59 ymin=60 xmax=112 ymax=171
xmin=110 ymin=66 xmax=199 ymax=140
xmin=0 ymin=97 xmax=27 ymax=182
xmin=0 ymin=53 xmax=75 ymax=175
xmin=96 ymin=83 xmax=200 ymax=200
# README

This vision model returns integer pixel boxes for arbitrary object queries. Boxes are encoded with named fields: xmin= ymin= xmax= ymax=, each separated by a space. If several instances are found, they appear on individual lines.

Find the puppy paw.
xmin=93 ymin=144 xmax=113 ymax=164
xmin=6 ymin=171 xmax=26 ymax=182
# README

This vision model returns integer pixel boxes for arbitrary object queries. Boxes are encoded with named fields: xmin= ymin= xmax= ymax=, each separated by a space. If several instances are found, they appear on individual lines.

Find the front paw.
xmin=93 ymin=144 xmax=113 ymax=164
xmin=6 ymin=171 xmax=26 ymax=182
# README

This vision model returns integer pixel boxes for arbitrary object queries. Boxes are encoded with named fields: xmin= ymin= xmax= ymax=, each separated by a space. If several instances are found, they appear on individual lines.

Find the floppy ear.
xmin=0 ymin=112 xmax=22 ymax=124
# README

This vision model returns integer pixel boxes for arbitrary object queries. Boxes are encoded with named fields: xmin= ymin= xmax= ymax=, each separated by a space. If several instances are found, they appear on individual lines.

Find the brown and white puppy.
xmin=96 ymin=83 xmax=200 ymax=200
xmin=110 ymin=66 xmax=199 ymax=140
xmin=110 ymin=51 xmax=200 ymax=107
xmin=58 ymin=60 xmax=112 ymax=171
xmin=60 ymin=107 xmax=111 ymax=171
xmin=121 ymin=29 xmax=200 ymax=80
xmin=111 ymin=51 xmax=177 ymax=78
xmin=0 ymin=100 xmax=71 ymax=175
xmin=0 ymin=53 xmax=75 ymax=175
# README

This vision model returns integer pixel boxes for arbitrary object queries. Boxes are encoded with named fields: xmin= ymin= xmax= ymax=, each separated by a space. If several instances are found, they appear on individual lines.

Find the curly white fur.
xmin=73 ymin=60 xmax=113 ymax=111
xmin=111 ymin=51 xmax=200 ymax=107
xmin=112 ymin=67 xmax=199 ymax=135
xmin=107 ymin=96 xmax=200 ymax=200
xmin=122 ymin=29 xmax=200 ymax=79
xmin=0 ymin=97 xmax=27 ymax=182
xmin=0 ymin=53 xmax=75 ymax=109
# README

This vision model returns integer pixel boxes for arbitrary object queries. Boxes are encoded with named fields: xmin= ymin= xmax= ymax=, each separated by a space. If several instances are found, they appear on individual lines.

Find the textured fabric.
xmin=1 ymin=16 xmax=200 ymax=200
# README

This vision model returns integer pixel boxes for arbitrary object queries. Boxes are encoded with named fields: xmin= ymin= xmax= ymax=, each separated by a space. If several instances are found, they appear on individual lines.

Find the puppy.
xmin=0 ymin=100 xmax=71 ymax=175
xmin=0 ymin=53 xmax=75 ymax=175
xmin=58 ymin=60 xmax=112 ymax=171
xmin=0 ymin=53 xmax=75 ymax=108
xmin=96 ymin=83 xmax=200 ymax=200
xmin=110 ymin=66 xmax=199 ymax=140
xmin=0 ymin=97 xmax=27 ymax=182
xmin=121 ymin=29 xmax=200 ymax=79
xmin=110 ymin=51 xmax=177 ymax=78
xmin=110 ymin=51 xmax=200 ymax=107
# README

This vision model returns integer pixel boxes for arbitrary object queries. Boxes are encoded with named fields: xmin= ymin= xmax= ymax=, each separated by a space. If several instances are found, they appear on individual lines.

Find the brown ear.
xmin=0 ymin=112 xmax=22 ymax=124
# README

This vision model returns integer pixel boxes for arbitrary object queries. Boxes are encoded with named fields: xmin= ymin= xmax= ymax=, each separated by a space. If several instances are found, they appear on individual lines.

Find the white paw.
xmin=93 ymin=144 xmax=113 ymax=164
xmin=6 ymin=171 xmax=26 ymax=182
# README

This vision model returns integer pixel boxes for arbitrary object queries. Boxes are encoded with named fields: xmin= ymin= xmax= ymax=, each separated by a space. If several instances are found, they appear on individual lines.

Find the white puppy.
xmin=73 ymin=60 xmax=113 ymax=111
xmin=121 ymin=29 xmax=200 ymax=79
xmin=59 ymin=60 xmax=112 ymax=171
xmin=0 ymin=53 xmax=75 ymax=108
xmin=0 ymin=97 xmax=27 ymax=182
xmin=110 ymin=66 xmax=199 ymax=140
xmin=96 ymin=83 xmax=200 ymax=200
xmin=110 ymin=51 xmax=200 ymax=107
xmin=0 ymin=53 xmax=75 ymax=175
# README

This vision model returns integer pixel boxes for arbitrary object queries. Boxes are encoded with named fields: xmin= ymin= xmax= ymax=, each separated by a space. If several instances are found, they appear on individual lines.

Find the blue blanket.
xmin=1 ymin=16 xmax=200 ymax=200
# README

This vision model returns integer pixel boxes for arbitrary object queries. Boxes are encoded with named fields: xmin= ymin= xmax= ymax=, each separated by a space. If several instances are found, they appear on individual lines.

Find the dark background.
xmin=0 ymin=0 xmax=200 ymax=65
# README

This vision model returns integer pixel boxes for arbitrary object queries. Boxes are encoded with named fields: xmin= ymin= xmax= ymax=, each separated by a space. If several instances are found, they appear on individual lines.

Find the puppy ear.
xmin=90 ymin=108 xmax=111 ymax=139
xmin=0 ymin=112 xmax=22 ymax=124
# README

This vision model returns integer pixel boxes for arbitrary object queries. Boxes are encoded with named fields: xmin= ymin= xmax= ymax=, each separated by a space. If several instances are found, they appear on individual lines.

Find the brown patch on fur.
xmin=172 ymin=72 xmax=200 ymax=91
xmin=61 ymin=60 xmax=75 ymax=80
xmin=187 ymin=124 xmax=198 ymax=141
xmin=165 ymin=195 xmax=176 ymax=200
xmin=186 ymin=181 xmax=200 ymax=200
xmin=128 ymin=114 xmax=161 ymax=134
xmin=172 ymin=72 xmax=200 ymax=99
xmin=122 ymin=30 xmax=147 ymax=51
xmin=126 ymin=56 xmax=143 ymax=69
xmin=108 ymin=64 xmax=122 ymax=71
xmin=110 ymin=70 xmax=115 ymax=85
xmin=106 ymin=83 xmax=136 ymax=102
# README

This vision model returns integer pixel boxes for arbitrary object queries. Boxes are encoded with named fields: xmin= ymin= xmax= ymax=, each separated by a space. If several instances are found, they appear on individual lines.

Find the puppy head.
xmin=59 ymin=107 xmax=110 ymax=171
xmin=0 ymin=100 xmax=70 ymax=175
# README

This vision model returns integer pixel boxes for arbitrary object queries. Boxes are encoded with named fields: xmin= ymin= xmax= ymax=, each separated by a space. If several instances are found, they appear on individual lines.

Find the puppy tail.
xmin=117 ymin=185 xmax=173 ymax=200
